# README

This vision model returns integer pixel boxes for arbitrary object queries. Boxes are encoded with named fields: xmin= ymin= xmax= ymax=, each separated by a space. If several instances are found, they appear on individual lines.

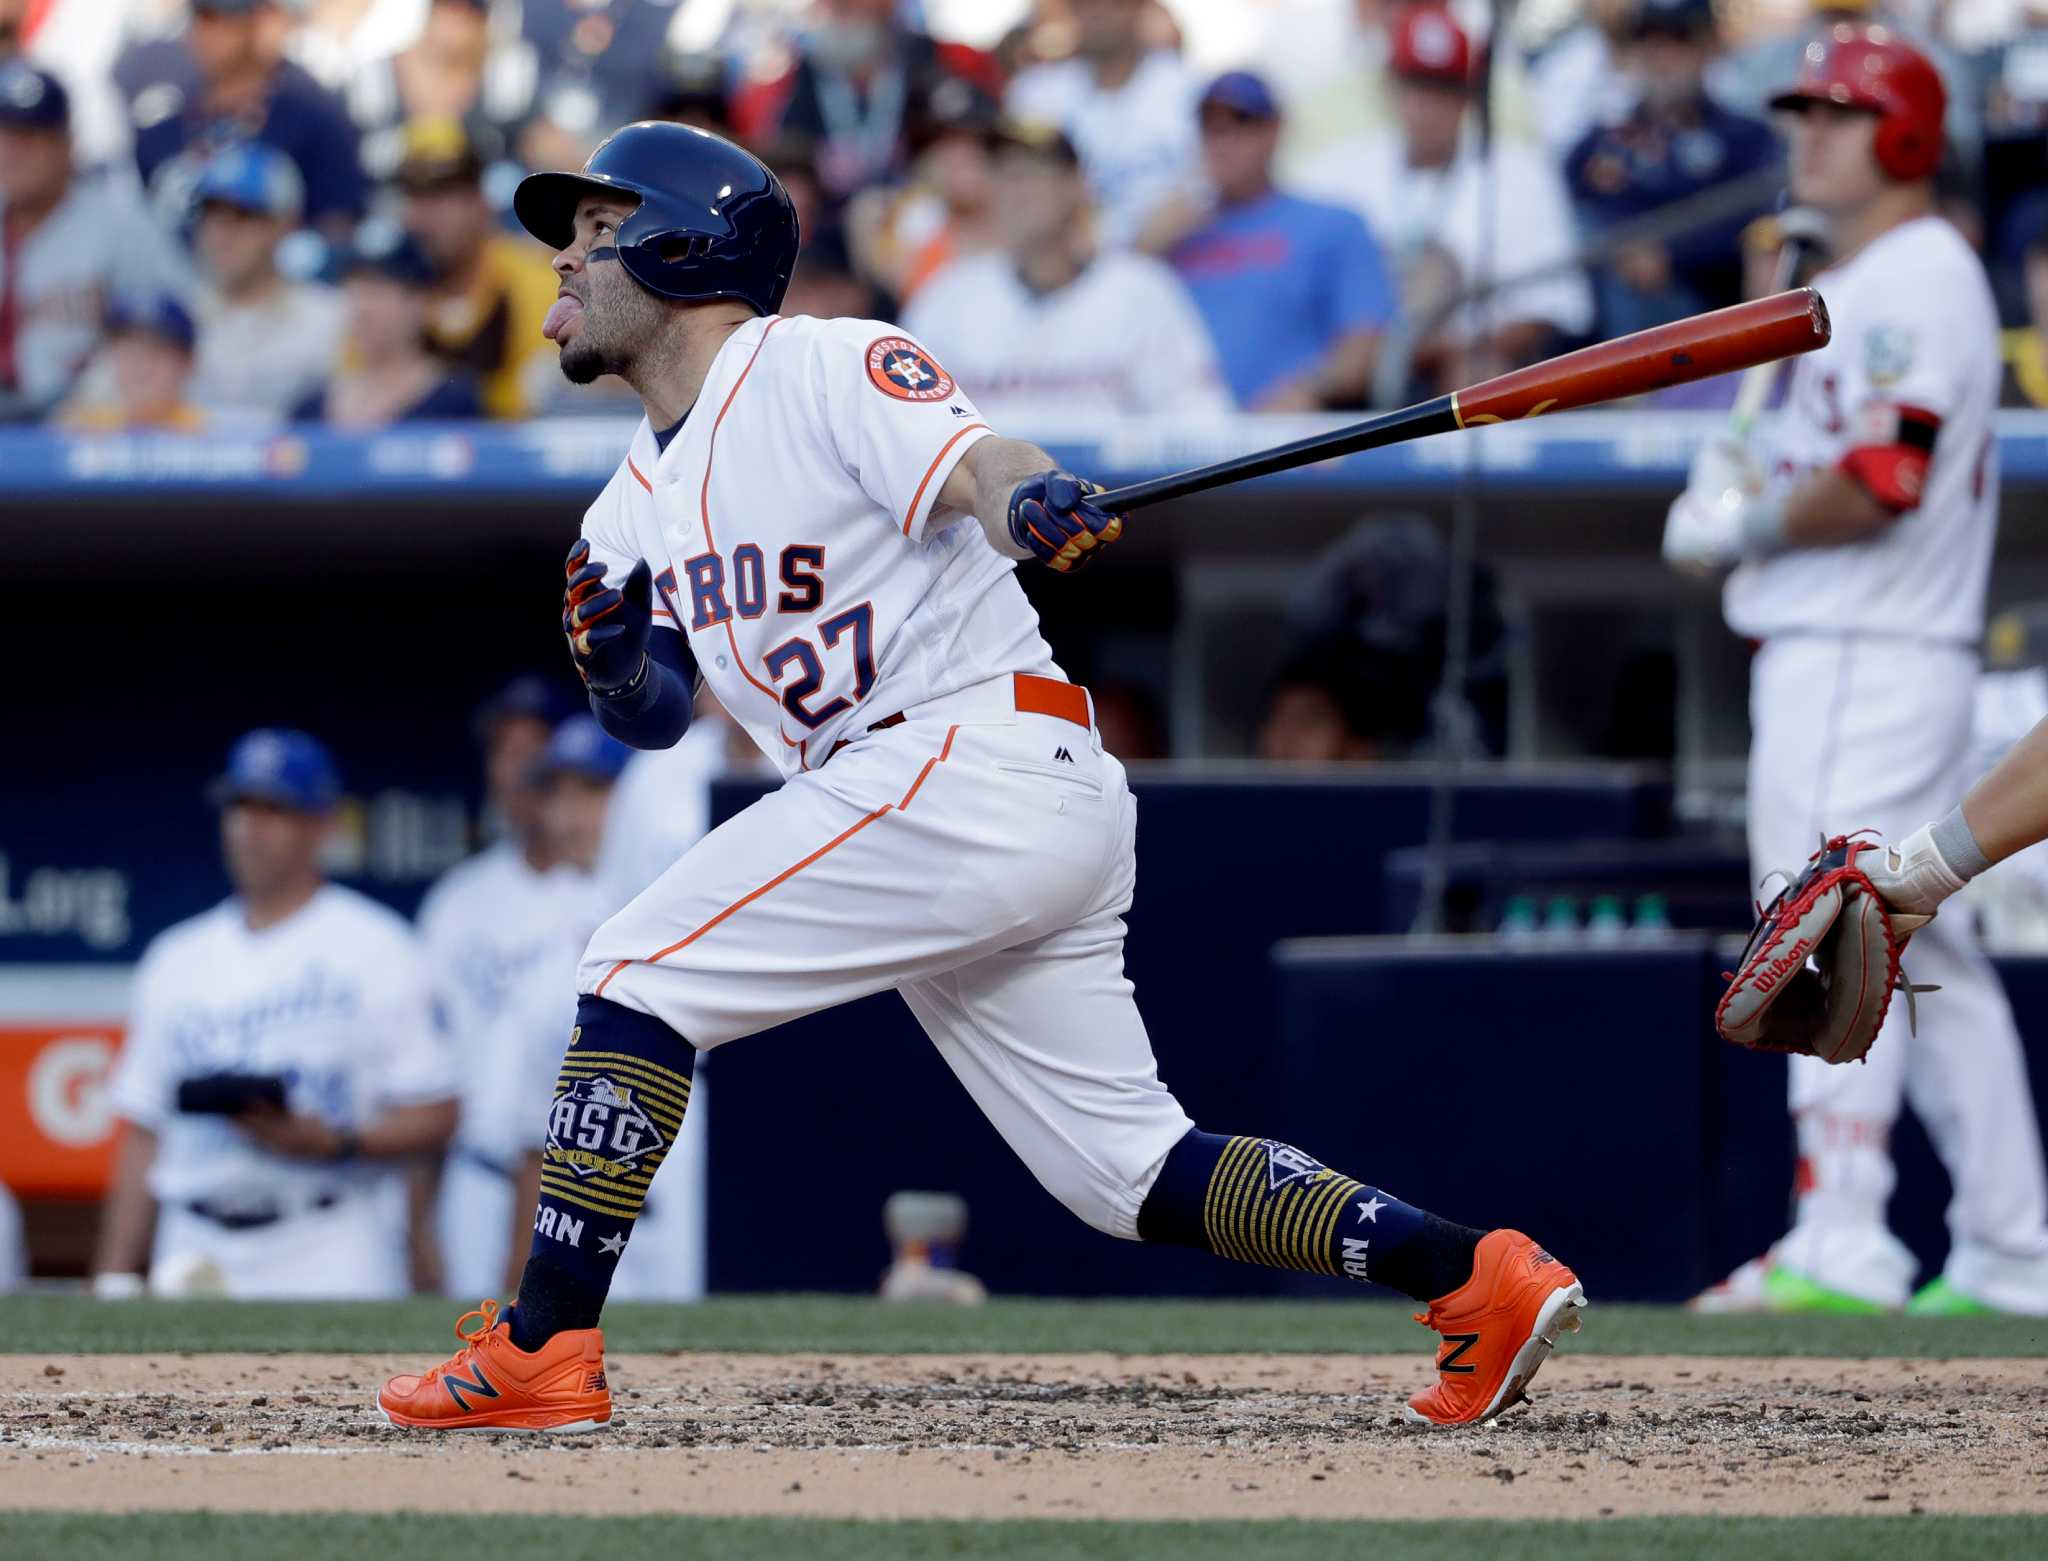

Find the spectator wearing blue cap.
xmin=188 ymin=140 xmax=344 ymax=420
xmin=291 ymin=218 xmax=481 ymax=425
xmin=1564 ymin=0 xmax=1780 ymax=337
xmin=1159 ymin=71 xmax=1394 ymax=411
xmin=125 ymin=0 xmax=368 ymax=243
xmin=57 ymin=293 xmax=208 ymax=432
xmin=94 ymin=729 xmax=458 ymax=1301
xmin=1 ymin=59 xmax=196 ymax=422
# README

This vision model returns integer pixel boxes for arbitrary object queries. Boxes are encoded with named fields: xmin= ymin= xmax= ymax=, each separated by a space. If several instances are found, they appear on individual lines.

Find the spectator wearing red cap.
xmin=1295 ymin=6 xmax=1591 ymax=394
xmin=1164 ymin=70 xmax=1395 ymax=410
xmin=1006 ymin=0 xmax=1203 ymax=249
xmin=1 ymin=60 xmax=196 ymax=423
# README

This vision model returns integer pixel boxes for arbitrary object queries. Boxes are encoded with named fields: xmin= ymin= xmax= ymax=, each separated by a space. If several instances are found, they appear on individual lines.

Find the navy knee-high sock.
xmin=509 ymin=994 xmax=694 ymax=1350
xmin=1136 ymin=1129 xmax=1483 ymax=1302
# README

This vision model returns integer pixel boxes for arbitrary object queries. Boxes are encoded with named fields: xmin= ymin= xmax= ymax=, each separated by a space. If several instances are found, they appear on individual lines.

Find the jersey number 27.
xmin=766 ymin=603 xmax=877 ymax=729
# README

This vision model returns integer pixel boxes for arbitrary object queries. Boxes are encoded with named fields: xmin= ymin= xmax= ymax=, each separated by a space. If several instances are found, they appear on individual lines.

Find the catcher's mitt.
xmin=1716 ymin=834 xmax=1936 ymax=1065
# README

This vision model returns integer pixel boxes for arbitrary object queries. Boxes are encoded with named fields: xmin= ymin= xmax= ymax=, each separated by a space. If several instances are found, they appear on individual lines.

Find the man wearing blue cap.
xmin=1164 ymin=70 xmax=1394 ymax=410
xmin=188 ymin=140 xmax=343 ymax=420
xmin=0 ymin=58 xmax=194 ymax=421
xmin=94 ymin=730 xmax=458 ymax=1299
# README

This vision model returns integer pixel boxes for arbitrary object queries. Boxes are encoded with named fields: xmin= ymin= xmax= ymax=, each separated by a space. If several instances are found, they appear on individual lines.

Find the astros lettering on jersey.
xmin=578 ymin=314 xmax=1059 ymax=774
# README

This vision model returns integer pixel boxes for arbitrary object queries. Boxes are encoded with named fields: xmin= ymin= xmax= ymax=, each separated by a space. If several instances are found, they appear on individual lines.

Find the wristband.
xmin=591 ymin=652 xmax=651 ymax=705
xmin=1739 ymin=495 xmax=1788 ymax=552
xmin=1931 ymin=803 xmax=1991 ymax=881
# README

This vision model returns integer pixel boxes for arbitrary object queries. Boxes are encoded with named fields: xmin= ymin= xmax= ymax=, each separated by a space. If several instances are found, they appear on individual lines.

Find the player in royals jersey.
xmin=1666 ymin=27 xmax=2048 ymax=1316
xmin=377 ymin=121 xmax=1586 ymax=1434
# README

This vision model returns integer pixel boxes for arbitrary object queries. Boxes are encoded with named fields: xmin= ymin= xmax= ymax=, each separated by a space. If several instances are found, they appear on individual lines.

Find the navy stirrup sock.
xmin=509 ymin=994 xmax=694 ymax=1351
xmin=1136 ymin=1128 xmax=1483 ymax=1302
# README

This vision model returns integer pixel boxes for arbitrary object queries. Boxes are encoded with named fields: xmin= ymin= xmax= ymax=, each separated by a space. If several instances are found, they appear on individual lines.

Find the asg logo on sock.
xmin=1261 ymin=1140 xmax=1329 ymax=1192
xmin=547 ymin=1075 xmax=665 ymax=1180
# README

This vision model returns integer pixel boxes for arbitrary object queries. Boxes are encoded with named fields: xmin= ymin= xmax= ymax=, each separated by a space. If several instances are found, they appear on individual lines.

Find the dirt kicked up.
xmin=1 ymin=1352 xmax=2045 ymax=1522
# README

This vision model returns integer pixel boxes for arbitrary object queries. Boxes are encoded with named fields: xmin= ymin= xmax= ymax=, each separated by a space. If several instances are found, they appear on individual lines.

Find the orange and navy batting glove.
xmin=563 ymin=538 xmax=654 ymax=694
xmin=1006 ymin=471 xmax=1125 ymax=574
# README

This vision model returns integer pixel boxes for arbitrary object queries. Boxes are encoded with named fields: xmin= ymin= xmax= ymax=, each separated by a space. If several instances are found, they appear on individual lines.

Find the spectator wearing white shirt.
xmin=188 ymin=140 xmax=343 ymax=420
xmin=1295 ymin=6 xmax=1592 ymax=396
xmin=1005 ymin=0 xmax=1201 ymax=248
xmin=904 ymin=119 xmax=1230 ymax=425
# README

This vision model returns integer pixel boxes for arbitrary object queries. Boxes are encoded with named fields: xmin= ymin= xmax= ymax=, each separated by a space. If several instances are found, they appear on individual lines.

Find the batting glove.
xmin=563 ymin=538 xmax=654 ymax=694
xmin=1007 ymin=471 xmax=1125 ymax=574
xmin=1663 ymin=434 xmax=1784 ymax=573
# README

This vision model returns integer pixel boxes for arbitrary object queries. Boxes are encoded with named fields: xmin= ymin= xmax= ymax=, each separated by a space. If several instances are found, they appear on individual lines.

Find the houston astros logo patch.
xmin=867 ymin=336 xmax=954 ymax=402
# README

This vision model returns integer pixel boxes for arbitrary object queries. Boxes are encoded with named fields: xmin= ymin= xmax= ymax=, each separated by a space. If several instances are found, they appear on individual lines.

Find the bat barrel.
xmin=1452 ymin=287 xmax=1830 ymax=427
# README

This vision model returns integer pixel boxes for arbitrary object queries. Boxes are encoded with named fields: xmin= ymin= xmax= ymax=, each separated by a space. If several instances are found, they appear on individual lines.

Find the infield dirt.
xmin=2 ymin=1352 xmax=2045 ymax=1520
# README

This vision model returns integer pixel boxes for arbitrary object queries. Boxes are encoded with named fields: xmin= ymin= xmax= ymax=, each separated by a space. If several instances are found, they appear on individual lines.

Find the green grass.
xmin=0 ymin=1514 xmax=2040 ymax=1561
xmin=2 ymin=1294 xmax=2045 ymax=1357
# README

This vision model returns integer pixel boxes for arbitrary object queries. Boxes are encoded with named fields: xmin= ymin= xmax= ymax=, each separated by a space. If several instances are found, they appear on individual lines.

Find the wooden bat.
xmin=1094 ymin=288 xmax=1832 ymax=513
xmin=1728 ymin=211 xmax=1826 ymax=436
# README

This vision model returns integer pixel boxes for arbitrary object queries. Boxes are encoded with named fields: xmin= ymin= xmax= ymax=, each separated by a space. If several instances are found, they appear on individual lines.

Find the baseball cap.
xmin=987 ymin=118 xmax=1080 ymax=166
xmin=1199 ymin=70 xmax=1280 ymax=121
xmin=532 ymin=716 xmax=632 ymax=785
xmin=471 ymin=675 xmax=572 ymax=743
xmin=104 ymin=293 xmax=197 ymax=352
xmin=0 ymin=61 xmax=69 ymax=131
xmin=192 ymin=141 xmax=305 ymax=220
xmin=1630 ymin=0 xmax=1717 ymax=39
xmin=1389 ymin=6 xmax=1473 ymax=88
xmin=394 ymin=116 xmax=486 ymax=193
xmin=339 ymin=217 xmax=437 ymax=287
xmin=207 ymin=729 xmax=343 ymax=813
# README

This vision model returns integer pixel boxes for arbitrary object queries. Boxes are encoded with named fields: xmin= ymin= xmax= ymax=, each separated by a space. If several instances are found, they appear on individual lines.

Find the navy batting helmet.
xmin=514 ymin=121 xmax=799 ymax=317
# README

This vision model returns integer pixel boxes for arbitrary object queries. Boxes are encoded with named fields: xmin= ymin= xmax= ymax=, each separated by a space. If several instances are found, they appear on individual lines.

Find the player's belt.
xmin=183 ymin=1190 xmax=343 ymax=1231
xmin=825 ymin=673 xmax=1090 ymax=764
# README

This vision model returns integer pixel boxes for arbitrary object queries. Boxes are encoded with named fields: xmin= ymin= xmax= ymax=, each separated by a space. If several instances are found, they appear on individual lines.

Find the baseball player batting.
xmin=376 ymin=120 xmax=1586 ymax=1434
xmin=1668 ymin=26 xmax=2048 ymax=1316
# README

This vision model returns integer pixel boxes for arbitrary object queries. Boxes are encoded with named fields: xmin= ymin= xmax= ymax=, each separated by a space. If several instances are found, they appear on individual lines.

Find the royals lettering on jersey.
xmin=578 ymin=314 xmax=1061 ymax=775
xmin=1725 ymin=216 xmax=2001 ymax=645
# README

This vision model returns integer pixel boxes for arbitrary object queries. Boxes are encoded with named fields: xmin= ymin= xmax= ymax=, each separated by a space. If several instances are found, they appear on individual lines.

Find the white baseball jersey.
xmin=1724 ymin=215 xmax=2001 ymax=644
xmin=578 ymin=313 xmax=1060 ymax=776
xmin=903 ymin=252 xmax=1231 ymax=423
xmin=109 ymin=886 xmax=457 ymax=1209
xmin=1004 ymin=51 xmax=1202 ymax=249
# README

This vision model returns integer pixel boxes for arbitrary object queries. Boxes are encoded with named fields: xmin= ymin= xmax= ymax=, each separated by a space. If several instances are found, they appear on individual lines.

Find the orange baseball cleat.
xmin=1404 ymin=1229 xmax=1586 ymax=1428
xmin=378 ymin=1299 xmax=612 ymax=1433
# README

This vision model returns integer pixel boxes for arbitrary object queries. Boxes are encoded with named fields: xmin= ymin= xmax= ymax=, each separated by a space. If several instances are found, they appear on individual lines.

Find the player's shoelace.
xmin=419 ymin=1299 xmax=505 ymax=1386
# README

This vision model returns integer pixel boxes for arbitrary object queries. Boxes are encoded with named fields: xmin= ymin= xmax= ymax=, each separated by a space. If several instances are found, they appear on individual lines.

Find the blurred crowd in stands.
xmin=2 ymin=0 xmax=2048 ymax=434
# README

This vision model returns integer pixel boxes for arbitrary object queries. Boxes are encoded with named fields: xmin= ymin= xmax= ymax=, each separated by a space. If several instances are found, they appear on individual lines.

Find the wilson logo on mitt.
xmin=1716 ymin=834 xmax=1937 ymax=1066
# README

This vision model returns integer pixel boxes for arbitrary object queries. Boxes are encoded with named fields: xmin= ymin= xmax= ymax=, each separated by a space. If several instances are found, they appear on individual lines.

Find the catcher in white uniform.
xmin=1666 ymin=25 xmax=2048 ymax=1315
xmin=378 ymin=122 xmax=1586 ymax=1435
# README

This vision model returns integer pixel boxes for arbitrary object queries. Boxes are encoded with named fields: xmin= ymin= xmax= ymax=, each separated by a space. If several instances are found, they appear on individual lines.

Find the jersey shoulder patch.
xmin=865 ymin=335 xmax=956 ymax=403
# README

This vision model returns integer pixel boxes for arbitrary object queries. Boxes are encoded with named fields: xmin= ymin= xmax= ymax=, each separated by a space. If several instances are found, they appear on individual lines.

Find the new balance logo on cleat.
xmin=442 ymin=1365 xmax=500 ymax=1412
xmin=1054 ymin=747 xmax=1074 ymax=763
xmin=1436 ymin=1332 xmax=1481 ymax=1374
xmin=585 ymin=1371 xmax=608 ymax=1393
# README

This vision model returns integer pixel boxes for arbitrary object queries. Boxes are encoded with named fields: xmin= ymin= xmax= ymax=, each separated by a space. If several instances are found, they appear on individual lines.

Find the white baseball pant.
xmin=579 ymin=677 xmax=1195 ymax=1241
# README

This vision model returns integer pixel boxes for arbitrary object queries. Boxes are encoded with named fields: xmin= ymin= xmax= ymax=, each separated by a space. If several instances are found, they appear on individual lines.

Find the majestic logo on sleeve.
xmin=867 ymin=336 xmax=956 ymax=402
xmin=546 ymin=1075 xmax=665 ymax=1180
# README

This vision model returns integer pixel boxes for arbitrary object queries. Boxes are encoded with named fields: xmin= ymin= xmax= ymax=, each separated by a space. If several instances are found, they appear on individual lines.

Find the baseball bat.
xmin=1727 ymin=210 xmax=1826 ymax=436
xmin=1094 ymin=288 xmax=1832 ymax=513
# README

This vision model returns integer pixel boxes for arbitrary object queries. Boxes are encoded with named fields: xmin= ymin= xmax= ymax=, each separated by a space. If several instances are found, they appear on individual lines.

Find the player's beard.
xmin=559 ymin=270 xmax=668 ymax=386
